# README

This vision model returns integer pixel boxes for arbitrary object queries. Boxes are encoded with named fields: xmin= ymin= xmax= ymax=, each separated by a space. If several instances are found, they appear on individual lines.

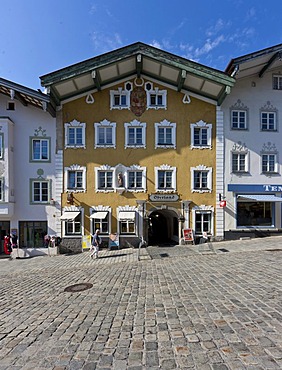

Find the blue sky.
xmin=1 ymin=0 xmax=282 ymax=90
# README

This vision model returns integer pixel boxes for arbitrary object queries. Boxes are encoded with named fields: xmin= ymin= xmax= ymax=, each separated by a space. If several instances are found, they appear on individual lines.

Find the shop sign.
xmin=149 ymin=194 xmax=179 ymax=202
xmin=219 ymin=200 xmax=227 ymax=208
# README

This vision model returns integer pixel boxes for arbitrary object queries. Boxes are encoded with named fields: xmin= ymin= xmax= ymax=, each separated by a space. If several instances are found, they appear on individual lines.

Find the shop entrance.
xmin=148 ymin=209 xmax=178 ymax=245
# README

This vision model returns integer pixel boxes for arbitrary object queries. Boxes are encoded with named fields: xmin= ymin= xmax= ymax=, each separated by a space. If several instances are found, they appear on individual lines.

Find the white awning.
xmin=60 ymin=211 xmax=80 ymax=221
xmin=90 ymin=211 xmax=108 ymax=219
xmin=119 ymin=211 xmax=135 ymax=220
xmin=238 ymin=194 xmax=282 ymax=202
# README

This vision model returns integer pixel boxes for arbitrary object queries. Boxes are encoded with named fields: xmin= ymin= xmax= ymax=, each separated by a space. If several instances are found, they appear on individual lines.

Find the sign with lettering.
xmin=149 ymin=194 xmax=179 ymax=202
xmin=183 ymin=228 xmax=194 ymax=243
xmin=228 ymin=184 xmax=282 ymax=193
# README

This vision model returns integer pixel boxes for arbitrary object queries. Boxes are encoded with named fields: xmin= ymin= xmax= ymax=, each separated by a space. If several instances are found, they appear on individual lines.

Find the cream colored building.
xmin=41 ymin=43 xmax=234 ymax=252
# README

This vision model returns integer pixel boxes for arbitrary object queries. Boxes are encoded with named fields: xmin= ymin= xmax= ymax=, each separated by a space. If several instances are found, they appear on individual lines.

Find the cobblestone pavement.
xmin=0 ymin=237 xmax=282 ymax=369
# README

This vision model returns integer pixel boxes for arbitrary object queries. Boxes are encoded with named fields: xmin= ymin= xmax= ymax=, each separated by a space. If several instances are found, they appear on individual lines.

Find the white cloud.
xmin=91 ymin=32 xmax=123 ymax=53
xmin=194 ymin=35 xmax=225 ymax=57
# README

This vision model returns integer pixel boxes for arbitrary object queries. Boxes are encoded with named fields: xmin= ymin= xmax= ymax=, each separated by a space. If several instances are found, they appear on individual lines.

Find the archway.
xmin=148 ymin=208 xmax=179 ymax=245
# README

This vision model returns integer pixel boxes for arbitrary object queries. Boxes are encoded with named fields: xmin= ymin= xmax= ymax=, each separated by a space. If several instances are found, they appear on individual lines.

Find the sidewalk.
xmin=0 ymin=236 xmax=282 ymax=369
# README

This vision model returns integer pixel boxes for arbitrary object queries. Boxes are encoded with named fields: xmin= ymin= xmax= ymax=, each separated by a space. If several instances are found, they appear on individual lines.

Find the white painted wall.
xmin=221 ymin=66 xmax=282 ymax=231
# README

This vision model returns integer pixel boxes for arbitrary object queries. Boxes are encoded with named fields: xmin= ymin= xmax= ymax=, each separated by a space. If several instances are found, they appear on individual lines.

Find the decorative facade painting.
xmin=130 ymin=86 xmax=147 ymax=117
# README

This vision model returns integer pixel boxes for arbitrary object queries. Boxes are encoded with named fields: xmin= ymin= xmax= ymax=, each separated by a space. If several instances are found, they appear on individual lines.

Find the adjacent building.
xmin=222 ymin=43 xmax=282 ymax=239
xmin=40 ymin=42 xmax=235 ymax=252
xmin=0 ymin=78 xmax=60 ymax=253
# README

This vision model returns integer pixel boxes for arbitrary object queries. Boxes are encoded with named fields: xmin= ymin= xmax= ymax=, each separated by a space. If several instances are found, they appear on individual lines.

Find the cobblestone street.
xmin=0 ymin=237 xmax=282 ymax=369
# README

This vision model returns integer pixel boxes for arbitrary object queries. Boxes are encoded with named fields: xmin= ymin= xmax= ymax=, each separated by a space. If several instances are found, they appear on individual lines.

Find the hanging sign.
xmin=219 ymin=200 xmax=227 ymax=208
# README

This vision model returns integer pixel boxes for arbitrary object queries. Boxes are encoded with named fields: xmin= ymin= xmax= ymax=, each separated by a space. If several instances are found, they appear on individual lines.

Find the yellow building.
xmin=41 ymin=43 xmax=234 ymax=252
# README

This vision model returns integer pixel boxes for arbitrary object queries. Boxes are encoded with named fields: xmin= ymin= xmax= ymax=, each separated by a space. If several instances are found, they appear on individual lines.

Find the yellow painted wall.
xmin=62 ymin=78 xmax=217 ymax=234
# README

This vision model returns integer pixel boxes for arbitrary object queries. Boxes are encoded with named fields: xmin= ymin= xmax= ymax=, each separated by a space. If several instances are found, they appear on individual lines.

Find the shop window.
xmin=90 ymin=209 xmax=110 ymax=234
xmin=237 ymin=201 xmax=272 ymax=227
xmin=118 ymin=210 xmax=136 ymax=235
xmin=19 ymin=221 xmax=47 ymax=248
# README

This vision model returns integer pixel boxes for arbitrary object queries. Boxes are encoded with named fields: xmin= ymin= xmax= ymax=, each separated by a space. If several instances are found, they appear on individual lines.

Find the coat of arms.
xmin=130 ymin=86 xmax=146 ymax=117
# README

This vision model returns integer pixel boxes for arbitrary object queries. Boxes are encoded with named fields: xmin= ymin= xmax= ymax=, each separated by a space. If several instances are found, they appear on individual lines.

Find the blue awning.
xmin=238 ymin=194 xmax=282 ymax=202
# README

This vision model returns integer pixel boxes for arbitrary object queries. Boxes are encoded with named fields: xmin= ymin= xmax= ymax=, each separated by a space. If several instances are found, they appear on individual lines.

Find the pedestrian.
xmin=90 ymin=229 xmax=101 ymax=259
xmin=44 ymin=234 xmax=50 ymax=248
xmin=11 ymin=233 xmax=18 ymax=249
xmin=3 ymin=233 xmax=11 ymax=255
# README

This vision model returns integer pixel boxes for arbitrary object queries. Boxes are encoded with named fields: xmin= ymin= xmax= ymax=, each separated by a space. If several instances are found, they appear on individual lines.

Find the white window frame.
xmin=231 ymin=152 xmax=249 ymax=173
xmin=231 ymin=110 xmax=247 ymax=130
xmin=95 ymin=165 xmax=115 ymax=193
xmin=65 ymin=164 xmax=86 ymax=192
xmin=192 ymin=205 xmax=214 ymax=236
xmin=90 ymin=206 xmax=111 ymax=235
xmin=0 ymin=134 xmax=4 ymax=160
xmin=155 ymin=164 xmax=176 ymax=193
xmin=62 ymin=207 xmax=83 ymax=237
xmin=261 ymin=153 xmax=278 ymax=174
xmin=126 ymin=165 xmax=146 ymax=192
xmin=261 ymin=111 xmax=277 ymax=131
xmin=191 ymin=120 xmax=212 ymax=149
xmin=94 ymin=119 xmax=116 ymax=149
xmin=155 ymin=119 xmax=176 ymax=149
xmin=191 ymin=165 xmax=212 ymax=193
xmin=145 ymin=82 xmax=167 ymax=110
xmin=110 ymin=82 xmax=132 ymax=110
xmin=124 ymin=120 xmax=146 ymax=149
xmin=30 ymin=179 xmax=50 ymax=204
xmin=117 ymin=206 xmax=137 ymax=235
xmin=273 ymin=75 xmax=282 ymax=90
xmin=65 ymin=119 xmax=86 ymax=148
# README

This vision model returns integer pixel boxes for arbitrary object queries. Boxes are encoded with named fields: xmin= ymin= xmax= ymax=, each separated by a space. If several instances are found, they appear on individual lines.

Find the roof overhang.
xmin=40 ymin=42 xmax=235 ymax=106
xmin=225 ymin=43 xmax=282 ymax=79
xmin=0 ymin=77 xmax=55 ymax=117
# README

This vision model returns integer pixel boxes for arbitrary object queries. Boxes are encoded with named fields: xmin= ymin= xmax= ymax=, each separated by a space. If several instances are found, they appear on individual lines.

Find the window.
xmin=273 ymin=75 xmax=282 ymax=90
xmin=261 ymin=111 xmax=276 ymax=131
xmin=94 ymin=120 xmax=116 ymax=148
xmin=31 ymin=138 xmax=50 ymax=162
xmin=0 ymin=134 xmax=3 ymax=160
xmin=0 ymin=178 xmax=4 ymax=201
xmin=95 ymin=166 xmax=115 ymax=192
xmin=195 ymin=211 xmax=212 ymax=234
xmin=65 ymin=120 xmax=86 ymax=148
xmin=262 ymin=154 xmax=277 ymax=173
xmin=31 ymin=180 xmax=50 ymax=203
xmin=65 ymin=165 xmax=86 ymax=192
xmin=65 ymin=213 xmax=81 ymax=235
xmin=7 ymin=101 xmax=15 ymax=111
xmin=232 ymin=153 xmax=247 ymax=173
xmin=91 ymin=209 xmax=110 ymax=234
xmin=155 ymin=120 xmax=176 ymax=149
xmin=19 ymin=221 xmax=47 ymax=248
xmin=191 ymin=165 xmax=212 ymax=193
xmin=237 ymin=201 xmax=272 ymax=227
xmin=191 ymin=121 xmax=212 ymax=149
xmin=155 ymin=165 xmax=176 ymax=192
xmin=110 ymin=82 xmax=132 ymax=110
xmin=124 ymin=120 xmax=146 ymax=149
xmin=231 ymin=110 xmax=247 ymax=130
xmin=145 ymin=82 xmax=167 ymax=110
xmin=118 ymin=210 xmax=136 ymax=234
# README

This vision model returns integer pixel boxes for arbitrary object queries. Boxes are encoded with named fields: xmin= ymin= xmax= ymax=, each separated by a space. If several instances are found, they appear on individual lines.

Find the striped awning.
xmin=238 ymin=194 xmax=282 ymax=202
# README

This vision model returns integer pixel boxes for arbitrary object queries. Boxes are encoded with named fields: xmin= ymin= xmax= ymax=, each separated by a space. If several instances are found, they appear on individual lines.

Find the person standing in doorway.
xmin=4 ymin=233 xmax=11 ymax=255
xmin=90 ymin=229 xmax=101 ymax=259
xmin=11 ymin=233 xmax=18 ymax=249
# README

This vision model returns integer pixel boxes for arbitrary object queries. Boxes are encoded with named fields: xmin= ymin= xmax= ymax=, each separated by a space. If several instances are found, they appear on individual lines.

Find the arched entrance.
xmin=148 ymin=208 xmax=179 ymax=245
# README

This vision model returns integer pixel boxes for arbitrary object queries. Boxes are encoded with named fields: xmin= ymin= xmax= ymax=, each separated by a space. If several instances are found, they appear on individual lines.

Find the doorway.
xmin=148 ymin=209 xmax=178 ymax=245
xmin=0 ymin=221 xmax=10 ymax=254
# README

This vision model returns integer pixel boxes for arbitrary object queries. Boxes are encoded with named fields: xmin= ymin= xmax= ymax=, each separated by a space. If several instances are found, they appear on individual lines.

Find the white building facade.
xmin=0 ymin=78 xmax=61 ymax=252
xmin=221 ymin=44 xmax=282 ymax=239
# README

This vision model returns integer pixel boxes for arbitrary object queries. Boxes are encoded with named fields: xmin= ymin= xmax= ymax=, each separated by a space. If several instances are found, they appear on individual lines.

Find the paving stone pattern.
xmin=0 ymin=238 xmax=282 ymax=369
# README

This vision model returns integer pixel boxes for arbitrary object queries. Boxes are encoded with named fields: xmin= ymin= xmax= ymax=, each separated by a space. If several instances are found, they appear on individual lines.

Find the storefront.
xmin=226 ymin=184 xmax=282 ymax=239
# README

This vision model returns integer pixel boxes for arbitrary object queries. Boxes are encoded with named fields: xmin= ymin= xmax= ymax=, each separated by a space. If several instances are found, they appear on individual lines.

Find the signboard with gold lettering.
xmin=149 ymin=194 xmax=179 ymax=202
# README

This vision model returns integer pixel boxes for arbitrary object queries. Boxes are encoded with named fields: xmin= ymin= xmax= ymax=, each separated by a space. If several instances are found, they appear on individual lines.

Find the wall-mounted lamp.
xmin=67 ymin=192 xmax=74 ymax=205
xmin=178 ymin=215 xmax=185 ymax=223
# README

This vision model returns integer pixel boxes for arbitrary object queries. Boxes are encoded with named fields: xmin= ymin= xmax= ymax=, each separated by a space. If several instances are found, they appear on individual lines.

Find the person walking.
xmin=90 ymin=229 xmax=101 ymax=259
xmin=3 ymin=233 xmax=11 ymax=255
